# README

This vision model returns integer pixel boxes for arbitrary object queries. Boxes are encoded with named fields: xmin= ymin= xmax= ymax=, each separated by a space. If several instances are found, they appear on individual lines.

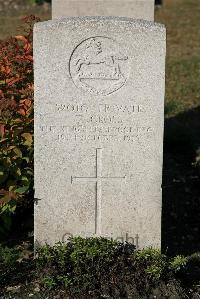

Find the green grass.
xmin=0 ymin=6 xmax=51 ymax=40
xmin=165 ymin=57 xmax=200 ymax=116
xmin=155 ymin=0 xmax=200 ymax=117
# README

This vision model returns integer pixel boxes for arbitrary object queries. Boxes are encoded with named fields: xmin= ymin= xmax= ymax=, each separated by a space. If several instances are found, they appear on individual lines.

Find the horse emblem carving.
xmin=70 ymin=37 xmax=129 ymax=96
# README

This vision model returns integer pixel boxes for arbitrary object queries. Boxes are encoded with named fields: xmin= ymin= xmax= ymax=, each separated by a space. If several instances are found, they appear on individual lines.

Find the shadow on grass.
xmin=162 ymin=106 xmax=200 ymax=255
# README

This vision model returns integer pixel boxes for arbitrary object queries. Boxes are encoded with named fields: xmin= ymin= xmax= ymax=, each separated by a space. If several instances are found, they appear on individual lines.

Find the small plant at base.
xmin=36 ymin=239 xmax=190 ymax=297
xmin=57 ymin=275 xmax=72 ymax=288
xmin=169 ymin=255 xmax=188 ymax=273
xmin=0 ymin=244 xmax=20 ymax=269
xmin=36 ymin=238 xmax=136 ymax=297
xmin=43 ymin=276 xmax=57 ymax=289
xmin=134 ymin=248 xmax=167 ymax=283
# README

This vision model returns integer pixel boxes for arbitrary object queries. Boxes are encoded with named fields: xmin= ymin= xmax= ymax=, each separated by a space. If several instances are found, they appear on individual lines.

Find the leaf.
xmin=0 ymin=190 xmax=16 ymax=206
xmin=23 ymin=43 xmax=31 ymax=52
xmin=21 ymin=176 xmax=29 ymax=185
xmin=0 ymin=201 xmax=10 ymax=211
xmin=17 ymin=108 xmax=26 ymax=116
xmin=24 ymin=99 xmax=32 ymax=108
xmin=12 ymin=118 xmax=23 ymax=124
xmin=15 ymin=35 xmax=27 ymax=43
xmin=6 ymin=77 xmax=22 ymax=86
xmin=9 ymin=205 xmax=17 ymax=213
xmin=0 ymin=124 xmax=5 ymax=138
xmin=8 ymin=185 xmax=16 ymax=191
xmin=6 ymin=157 xmax=11 ymax=166
xmin=15 ymin=185 xmax=29 ymax=194
xmin=21 ymin=132 xmax=32 ymax=146
xmin=0 ymin=138 xmax=8 ymax=143
xmin=26 ymin=169 xmax=33 ymax=176
xmin=13 ymin=147 xmax=22 ymax=158
xmin=2 ymin=65 xmax=11 ymax=75
xmin=8 ymin=146 xmax=16 ymax=150
xmin=25 ymin=55 xmax=33 ymax=62
xmin=16 ymin=168 xmax=21 ymax=176
xmin=22 ymin=156 xmax=30 ymax=163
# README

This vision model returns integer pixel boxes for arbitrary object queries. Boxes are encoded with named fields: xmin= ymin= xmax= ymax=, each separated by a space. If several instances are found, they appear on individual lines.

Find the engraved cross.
xmin=71 ymin=148 xmax=126 ymax=235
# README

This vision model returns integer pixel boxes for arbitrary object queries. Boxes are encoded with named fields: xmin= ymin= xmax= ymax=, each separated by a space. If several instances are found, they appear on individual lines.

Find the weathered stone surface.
xmin=52 ymin=0 xmax=154 ymax=21
xmin=34 ymin=17 xmax=166 ymax=249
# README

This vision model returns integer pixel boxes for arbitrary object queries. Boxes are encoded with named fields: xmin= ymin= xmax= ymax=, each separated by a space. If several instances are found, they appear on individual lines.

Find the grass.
xmin=0 ymin=4 xmax=51 ymax=40
xmin=156 ymin=0 xmax=200 ymax=60
xmin=165 ymin=57 xmax=200 ymax=114
xmin=155 ymin=0 xmax=200 ymax=117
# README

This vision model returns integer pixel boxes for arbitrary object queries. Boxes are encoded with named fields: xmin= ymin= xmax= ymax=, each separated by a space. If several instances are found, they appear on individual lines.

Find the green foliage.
xmin=37 ymin=238 xmax=128 ymax=297
xmin=37 ymin=242 xmax=71 ymax=270
xmin=0 ymin=16 xmax=40 ymax=234
xmin=165 ymin=58 xmax=200 ymax=117
xmin=164 ymin=100 xmax=181 ymax=116
xmin=0 ymin=242 xmax=35 ymax=289
xmin=169 ymin=255 xmax=188 ymax=273
xmin=43 ymin=276 xmax=57 ymax=289
xmin=36 ymin=238 xmax=189 ymax=298
xmin=0 ymin=244 xmax=20 ymax=269
xmin=69 ymin=236 xmax=119 ymax=263
xmin=134 ymin=248 xmax=162 ymax=260
xmin=183 ymin=252 xmax=200 ymax=283
xmin=1 ymin=238 xmax=200 ymax=298
xmin=134 ymin=248 xmax=167 ymax=281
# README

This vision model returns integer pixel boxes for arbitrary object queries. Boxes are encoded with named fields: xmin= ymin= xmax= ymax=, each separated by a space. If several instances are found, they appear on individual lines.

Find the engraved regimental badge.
xmin=69 ymin=37 xmax=129 ymax=96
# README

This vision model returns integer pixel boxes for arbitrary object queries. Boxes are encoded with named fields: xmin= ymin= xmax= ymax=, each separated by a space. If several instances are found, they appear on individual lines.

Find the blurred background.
xmin=0 ymin=0 xmax=51 ymax=39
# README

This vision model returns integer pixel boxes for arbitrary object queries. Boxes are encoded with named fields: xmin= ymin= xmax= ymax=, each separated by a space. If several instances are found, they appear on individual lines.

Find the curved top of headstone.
xmin=34 ymin=16 xmax=165 ymax=33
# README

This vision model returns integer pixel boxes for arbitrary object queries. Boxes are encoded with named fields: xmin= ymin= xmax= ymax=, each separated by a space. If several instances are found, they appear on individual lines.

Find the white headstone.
xmin=52 ymin=0 xmax=155 ymax=21
xmin=34 ymin=17 xmax=166 ymax=249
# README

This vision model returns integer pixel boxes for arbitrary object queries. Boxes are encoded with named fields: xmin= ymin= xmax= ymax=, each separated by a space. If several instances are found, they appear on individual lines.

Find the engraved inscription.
xmin=39 ymin=102 xmax=152 ymax=143
xmin=69 ymin=37 xmax=129 ymax=96
xmin=56 ymin=103 xmax=144 ymax=114
xmin=40 ymin=124 xmax=153 ymax=143
xmin=71 ymin=148 xmax=126 ymax=235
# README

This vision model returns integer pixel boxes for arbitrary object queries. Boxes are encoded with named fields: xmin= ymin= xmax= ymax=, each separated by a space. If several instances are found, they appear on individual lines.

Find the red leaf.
xmin=24 ymin=99 xmax=32 ymax=108
xmin=0 ymin=190 xmax=16 ymax=205
xmin=15 ymin=35 xmax=27 ymax=43
xmin=1 ymin=65 xmax=11 ymax=75
xmin=23 ymin=43 xmax=31 ymax=53
xmin=0 ymin=124 xmax=5 ymax=138
xmin=6 ymin=77 xmax=22 ymax=86
xmin=24 ymin=55 xmax=33 ymax=62
xmin=0 ymin=90 xmax=4 ymax=98
xmin=17 ymin=109 xmax=26 ymax=116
